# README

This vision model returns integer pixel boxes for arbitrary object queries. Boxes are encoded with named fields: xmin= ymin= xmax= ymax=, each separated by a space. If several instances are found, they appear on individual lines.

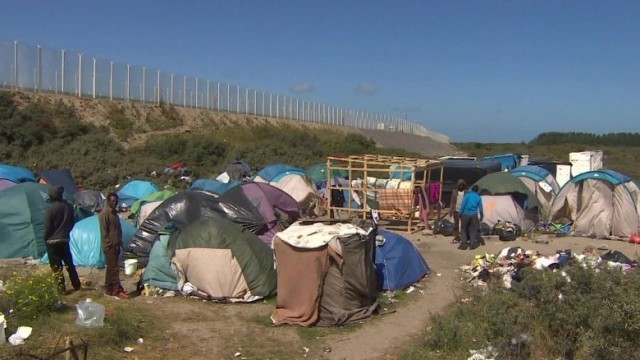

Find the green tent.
xmin=168 ymin=217 xmax=276 ymax=301
xmin=305 ymin=162 xmax=349 ymax=183
xmin=0 ymin=183 xmax=56 ymax=259
xmin=473 ymin=172 xmax=540 ymax=210
xmin=130 ymin=189 xmax=176 ymax=214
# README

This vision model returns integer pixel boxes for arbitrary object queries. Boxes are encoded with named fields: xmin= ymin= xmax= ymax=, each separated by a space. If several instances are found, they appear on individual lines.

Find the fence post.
xmin=157 ymin=70 xmax=160 ymax=105
xmin=206 ymin=80 xmax=210 ymax=109
xmin=142 ymin=67 xmax=146 ymax=103
xmin=195 ymin=78 xmax=199 ymax=108
xmin=170 ymin=74 xmax=174 ymax=104
xmin=245 ymin=88 xmax=249 ymax=114
xmin=78 ymin=53 xmax=82 ymax=96
xmin=92 ymin=58 xmax=96 ymax=99
xmin=36 ymin=45 xmax=41 ymax=91
xmin=217 ymin=82 xmax=221 ymax=110
xmin=60 ymin=49 xmax=65 ymax=93
xmin=253 ymin=89 xmax=257 ymax=115
xmin=183 ymin=76 xmax=187 ymax=106
xmin=13 ymin=41 xmax=18 ymax=89
xmin=109 ymin=61 xmax=113 ymax=100
xmin=276 ymin=95 xmax=279 ymax=118
xmin=226 ymin=84 xmax=230 ymax=112
xmin=126 ymin=64 xmax=130 ymax=101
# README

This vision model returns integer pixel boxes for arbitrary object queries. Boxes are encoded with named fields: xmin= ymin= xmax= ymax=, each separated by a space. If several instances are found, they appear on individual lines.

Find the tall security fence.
xmin=0 ymin=40 xmax=449 ymax=143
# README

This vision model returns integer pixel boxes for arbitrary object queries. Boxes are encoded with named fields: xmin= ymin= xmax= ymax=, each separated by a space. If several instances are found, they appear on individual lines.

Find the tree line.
xmin=530 ymin=132 xmax=640 ymax=147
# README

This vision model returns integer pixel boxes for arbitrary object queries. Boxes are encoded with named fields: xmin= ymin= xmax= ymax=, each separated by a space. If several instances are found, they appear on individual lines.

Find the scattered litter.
xmin=136 ymin=338 xmax=144 ymax=344
xmin=8 ymin=327 xmax=32 ymax=346
xmin=0 ymin=314 xmax=5 ymax=345
xmin=123 ymin=347 xmax=134 ymax=353
xmin=303 ymin=347 xmax=310 ymax=357
xmin=418 ymin=290 xmax=425 ymax=295
xmin=75 ymin=298 xmax=105 ymax=328
xmin=234 ymin=352 xmax=242 ymax=357
xmin=0 ymin=280 xmax=4 ymax=291
xmin=405 ymin=286 xmax=415 ymax=294
xmin=461 ymin=298 xmax=472 ymax=304
xmin=323 ymin=346 xmax=332 ymax=353
xmin=163 ymin=290 xmax=176 ymax=297
xmin=436 ymin=273 xmax=442 ymax=277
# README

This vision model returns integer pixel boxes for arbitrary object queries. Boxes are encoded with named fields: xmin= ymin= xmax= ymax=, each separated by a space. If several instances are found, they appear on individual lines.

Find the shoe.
xmin=457 ymin=244 xmax=468 ymax=250
xmin=470 ymin=242 xmax=480 ymax=250
xmin=479 ymin=237 xmax=486 ymax=246
xmin=116 ymin=291 xmax=130 ymax=300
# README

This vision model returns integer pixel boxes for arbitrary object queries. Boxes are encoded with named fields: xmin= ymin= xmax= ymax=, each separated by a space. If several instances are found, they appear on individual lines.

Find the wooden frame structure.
xmin=326 ymin=154 xmax=444 ymax=232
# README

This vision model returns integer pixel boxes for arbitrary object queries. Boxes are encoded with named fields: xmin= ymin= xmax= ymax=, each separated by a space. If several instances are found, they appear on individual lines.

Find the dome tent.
xmin=117 ymin=180 xmax=159 ymax=208
xmin=0 ymin=164 xmax=36 ymax=183
xmin=375 ymin=230 xmax=430 ymax=291
xmin=168 ymin=217 xmax=277 ymax=302
xmin=511 ymin=165 xmax=560 ymax=212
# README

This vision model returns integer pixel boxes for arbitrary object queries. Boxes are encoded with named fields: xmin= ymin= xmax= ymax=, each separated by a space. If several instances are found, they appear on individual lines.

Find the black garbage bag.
xmin=493 ymin=221 xmax=520 ymax=241
xmin=434 ymin=218 xmax=455 ymax=236
xmin=601 ymin=250 xmax=633 ymax=265
xmin=480 ymin=222 xmax=492 ymax=236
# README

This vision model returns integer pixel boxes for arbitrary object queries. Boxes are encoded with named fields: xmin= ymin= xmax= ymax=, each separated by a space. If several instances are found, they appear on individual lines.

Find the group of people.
xmin=449 ymin=179 xmax=485 ymax=250
xmin=44 ymin=186 xmax=128 ymax=298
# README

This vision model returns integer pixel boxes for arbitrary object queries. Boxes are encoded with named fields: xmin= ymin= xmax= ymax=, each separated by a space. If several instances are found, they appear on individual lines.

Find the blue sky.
xmin=1 ymin=1 xmax=638 ymax=142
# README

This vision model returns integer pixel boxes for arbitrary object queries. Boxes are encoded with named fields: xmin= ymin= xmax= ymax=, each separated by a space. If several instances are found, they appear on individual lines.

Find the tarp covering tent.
xmin=0 ymin=179 xmax=17 ymax=192
xmin=190 ymin=179 xmax=241 ymax=195
xmin=140 ymin=233 xmax=179 ymax=291
xmin=511 ymin=165 xmax=560 ymax=212
xmin=271 ymin=222 xmax=378 ymax=327
xmin=41 ymin=215 xmax=135 ymax=268
xmin=74 ymin=190 xmax=105 ymax=220
xmin=219 ymin=182 xmax=301 ymax=246
xmin=474 ymin=172 xmax=540 ymax=210
xmin=0 ymin=164 xmax=36 ymax=183
xmin=481 ymin=195 xmax=527 ymax=229
xmin=482 ymin=154 xmax=519 ymax=171
xmin=0 ymin=183 xmax=51 ymax=259
xmin=375 ymin=230 xmax=430 ymax=291
xmin=169 ymin=217 xmax=277 ymax=302
xmin=255 ymin=164 xmax=306 ymax=183
xmin=549 ymin=170 xmax=640 ymax=238
xmin=117 ymin=180 xmax=159 ymax=207
xmin=131 ymin=189 xmax=176 ymax=215
xmin=137 ymin=201 xmax=163 ymax=228
xmin=38 ymin=169 xmax=78 ymax=196
xmin=224 ymin=160 xmax=252 ymax=181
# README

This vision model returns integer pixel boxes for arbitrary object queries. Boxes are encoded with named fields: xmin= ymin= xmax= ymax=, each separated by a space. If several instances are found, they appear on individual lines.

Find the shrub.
xmin=1 ymin=269 xmax=61 ymax=320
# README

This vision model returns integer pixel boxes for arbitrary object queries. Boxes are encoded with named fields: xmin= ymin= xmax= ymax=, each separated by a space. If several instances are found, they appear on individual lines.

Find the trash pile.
xmin=461 ymin=246 xmax=638 ymax=290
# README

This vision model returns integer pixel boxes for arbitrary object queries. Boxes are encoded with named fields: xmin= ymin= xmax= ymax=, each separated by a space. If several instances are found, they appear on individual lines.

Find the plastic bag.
xmin=75 ymin=299 xmax=105 ymax=328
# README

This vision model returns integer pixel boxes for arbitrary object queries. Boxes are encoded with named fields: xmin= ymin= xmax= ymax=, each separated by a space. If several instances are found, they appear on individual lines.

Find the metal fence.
xmin=0 ymin=40 xmax=449 ymax=143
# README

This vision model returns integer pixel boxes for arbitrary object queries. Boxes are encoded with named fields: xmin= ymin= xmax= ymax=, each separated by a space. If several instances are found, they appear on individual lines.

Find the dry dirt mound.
xmin=358 ymin=129 xmax=460 ymax=158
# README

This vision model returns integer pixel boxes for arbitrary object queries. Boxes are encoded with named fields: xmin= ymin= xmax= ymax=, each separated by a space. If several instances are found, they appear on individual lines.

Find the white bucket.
xmin=124 ymin=259 xmax=138 ymax=276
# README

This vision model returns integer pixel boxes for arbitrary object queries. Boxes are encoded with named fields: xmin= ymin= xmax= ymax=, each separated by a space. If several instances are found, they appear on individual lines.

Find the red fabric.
xmin=171 ymin=163 xmax=183 ymax=170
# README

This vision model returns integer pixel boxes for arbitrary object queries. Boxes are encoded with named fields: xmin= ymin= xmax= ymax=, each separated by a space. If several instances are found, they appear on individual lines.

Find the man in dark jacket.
xmin=44 ymin=186 xmax=81 ymax=293
xmin=99 ymin=193 xmax=128 ymax=299
xmin=448 ymin=179 xmax=467 ymax=242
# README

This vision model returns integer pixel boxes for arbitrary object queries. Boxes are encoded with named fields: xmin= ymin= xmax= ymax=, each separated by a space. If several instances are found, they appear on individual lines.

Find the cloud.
xmin=291 ymin=82 xmax=314 ymax=93
xmin=355 ymin=82 xmax=378 ymax=95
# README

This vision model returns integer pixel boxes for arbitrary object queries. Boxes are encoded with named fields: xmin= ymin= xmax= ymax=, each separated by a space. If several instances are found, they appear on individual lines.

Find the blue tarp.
xmin=117 ymin=180 xmax=159 ymax=207
xmin=482 ymin=154 xmax=519 ymax=171
xmin=389 ymin=165 xmax=413 ymax=180
xmin=256 ymin=164 xmax=306 ymax=182
xmin=190 ymin=179 xmax=241 ymax=195
xmin=39 ymin=169 xmax=78 ymax=195
xmin=41 ymin=215 xmax=135 ymax=268
xmin=375 ymin=230 xmax=430 ymax=291
xmin=0 ymin=164 xmax=36 ymax=183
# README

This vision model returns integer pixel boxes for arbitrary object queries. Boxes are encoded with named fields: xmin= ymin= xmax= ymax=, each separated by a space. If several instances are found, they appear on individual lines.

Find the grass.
xmin=400 ymin=265 xmax=640 ymax=360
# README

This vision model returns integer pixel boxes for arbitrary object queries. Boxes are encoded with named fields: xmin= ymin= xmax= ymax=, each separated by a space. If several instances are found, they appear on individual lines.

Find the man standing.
xmin=44 ymin=186 xmax=81 ymax=294
xmin=99 ymin=193 xmax=128 ymax=299
xmin=448 ymin=179 xmax=467 ymax=242
xmin=458 ymin=185 xmax=484 ymax=250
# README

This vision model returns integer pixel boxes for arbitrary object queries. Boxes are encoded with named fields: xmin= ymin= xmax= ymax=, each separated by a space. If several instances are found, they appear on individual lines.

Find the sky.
xmin=1 ymin=1 xmax=638 ymax=142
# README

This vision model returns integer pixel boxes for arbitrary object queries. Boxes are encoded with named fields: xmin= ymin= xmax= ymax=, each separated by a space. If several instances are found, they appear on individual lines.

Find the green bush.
xmin=1 ymin=269 xmax=61 ymax=320
xmin=403 ymin=266 xmax=640 ymax=360
xmin=106 ymin=105 xmax=134 ymax=141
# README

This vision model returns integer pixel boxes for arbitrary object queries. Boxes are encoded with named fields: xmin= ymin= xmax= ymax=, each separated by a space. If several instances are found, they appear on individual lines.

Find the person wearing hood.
xmin=44 ymin=185 xmax=81 ymax=293
xmin=448 ymin=179 xmax=467 ymax=242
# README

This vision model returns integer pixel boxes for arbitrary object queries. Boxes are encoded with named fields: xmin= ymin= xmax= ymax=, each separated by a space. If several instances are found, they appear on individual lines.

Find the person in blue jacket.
xmin=458 ymin=185 xmax=484 ymax=250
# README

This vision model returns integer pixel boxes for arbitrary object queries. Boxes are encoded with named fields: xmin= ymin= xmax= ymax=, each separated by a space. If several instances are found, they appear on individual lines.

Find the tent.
xmin=375 ymin=230 xmax=430 ymax=291
xmin=305 ymin=162 xmax=349 ymax=184
xmin=140 ymin=233 xmax=180 ymax=291
xmin=481 ymin=194 xmax=527 ymax=229
xmin=117 ymin=180 xmax=159 ymax=207
xmin=74 ymin=190 xmax=105 ymax=220
xmin=258 ymin=174 xmax=324 ymax=217
xmin=219 ymin=182 xmax=301 ymax=246
xmin=190 ymin=179 xmax=240 ymax=195
xmin=255 ymin=164 xmax=306 ymax=183
xmin=271 ymin=222 xmax=378 ymax=327
xmin=427 ymin=160 xmax=502 ymax=206
xmin=41 ymin=215 xmax=135 ymax=268
xmin=130 ymin=189 xmax=176 ymax=215
xmin=0 ymin=179 xmax=17 ymax=192
xmin=0 ymin=164 xmax=36 ymax=183
xmin=137 ymin=201 xmax=163 ymax=228
xmin=549 ymin=170 xmax=640 ymax=238
xmin=224 ymin=160 xmax=252 ymax=181
xmin=511 ymin=165 xmax=560 ymax=213
xmin=38 ymin=169 xmax=78 ymax=196
xmin=474 ymin=172 xmax=540 ymax=210
xmin=0 ymin=183 xmax=52 ymax=258
xmin=169 ymin=217 xmax=277 ymax=302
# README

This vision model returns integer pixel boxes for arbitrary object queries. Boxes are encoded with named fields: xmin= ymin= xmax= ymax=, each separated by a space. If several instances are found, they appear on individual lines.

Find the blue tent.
xmin=140 ymin=233 xmax=179 ymax=290
xmin=375 ymin=230 xmax=430 ymax=291
xmin=190 ymin=179 xmax=241 ymax=195
xmin=0 ymin=164 xmax=36 ymax=183
xmin=117 ymin=180 xmax=159 ymax=207
xmin=39 ymin=169 xmax=78 ymax=196
xmin=41 ymin=215 xmax=135 ymax=267
xmin=256 ymin=164 xmax=306 ymax=182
